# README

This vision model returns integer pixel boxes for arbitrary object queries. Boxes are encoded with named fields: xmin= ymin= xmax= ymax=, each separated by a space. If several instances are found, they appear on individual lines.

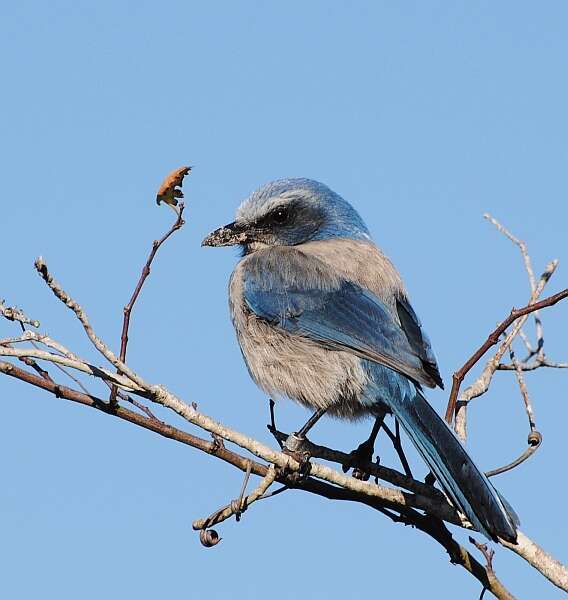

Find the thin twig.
xmin=510 ymin=348 xmax=537 ymax=432
xmin=18 ymin=356 xmax=53 ymax=382
xmin=33 ymin=257 xmax=149 ymax=391
xmin=469 ymin=536 xmax=496 ymax=574
xmin=482 ymin=347 xmax=543 ymax=478
xmin=109 ymin=203 xmax=186 ymax=407
xmin=118 ymin=391 xmax=161 ymax=421
xmin=518 ymin=329 xmax=536 ymax=357
xmin=445 ymin=282 xmax=567 ymax=424
xmin=192 ymin=465 xmax=277 ymax=531
xmin=18 ymin=323 xmax=92 ymax=396
xmin=234 ymin=460 xmax=253 ymax=521
xmin=497 ymin=359 xmax=568 ymax=371
xmin=453 ymin=262 xmax=559 ymax=441
xmin=485 ymin=433 xmax=542 ymax=478
xmin=484 ymin=214 xmax=536 ymax=289
xmin=259 ymin=484 xmax=289 ymax=500
xmin=0 ymin=346 xmax=144 ymax=391
xmin=484 ymin=214 xmax=545 ymax=361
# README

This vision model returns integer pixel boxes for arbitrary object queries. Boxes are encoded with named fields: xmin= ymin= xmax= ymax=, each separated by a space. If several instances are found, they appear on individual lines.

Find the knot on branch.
xmin=230 ymin=498 xmax=245 ymax=521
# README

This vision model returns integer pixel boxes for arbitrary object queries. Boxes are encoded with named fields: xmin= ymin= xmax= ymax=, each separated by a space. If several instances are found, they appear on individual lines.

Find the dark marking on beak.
xmin=201 ymin=221 xmax=249 ymax=247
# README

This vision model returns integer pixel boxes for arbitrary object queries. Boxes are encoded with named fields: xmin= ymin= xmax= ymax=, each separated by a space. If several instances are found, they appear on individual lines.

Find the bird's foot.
xmin=280 ymin=433 xmax=312 ymax=484
xmin=342 ymin=439 xmax=377 ymax=481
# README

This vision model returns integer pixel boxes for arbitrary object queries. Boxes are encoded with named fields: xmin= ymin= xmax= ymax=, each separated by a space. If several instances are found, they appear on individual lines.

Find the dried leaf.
xmin=156 ymin=166 xmax=192 ymax=206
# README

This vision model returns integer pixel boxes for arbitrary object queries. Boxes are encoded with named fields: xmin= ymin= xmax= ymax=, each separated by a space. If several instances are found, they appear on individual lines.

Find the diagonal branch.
xmin=444 ymin=284 xmax=567 ymax=426
xmin=192 ymin=465 xmax=277 ymax=531
xmin=270 ymin=427 xmax=445 ymax=498
xmin=453 ymin=262 xmax=560 ymax=441
xmin=484 ymin=214 xmax=545 ymax=361
xmin=0 ymin=359 xmax=517 ymax=599
xmin=34 ymin=257 xmax=149 ymax=390
xmin=21 ymin=256 xmax=568 ymax=593
xmin=109 ymin=203 xmax=186 ymax=406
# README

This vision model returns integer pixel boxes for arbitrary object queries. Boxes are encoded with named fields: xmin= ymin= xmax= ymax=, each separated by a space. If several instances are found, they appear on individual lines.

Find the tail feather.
xmin=389 ymin=387 xmax=518 ymax=542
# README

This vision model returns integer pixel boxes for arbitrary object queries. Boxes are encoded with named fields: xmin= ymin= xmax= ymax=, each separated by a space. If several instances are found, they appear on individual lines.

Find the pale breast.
xmin=229 ymin=260 xmax=370 ymax=419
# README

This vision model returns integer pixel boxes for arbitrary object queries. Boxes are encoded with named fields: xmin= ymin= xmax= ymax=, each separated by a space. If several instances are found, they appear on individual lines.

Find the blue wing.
xmin=395 ymin=296 xmax=443 ymax=388
xmin=242 ymin=248 xmax=441 ymax=388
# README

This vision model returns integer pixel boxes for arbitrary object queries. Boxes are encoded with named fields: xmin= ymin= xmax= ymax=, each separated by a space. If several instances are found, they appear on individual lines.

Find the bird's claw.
xmin=342 ymin=440 xmax=377 ymax=481
xmin=281 ymin=433 xmax=312 ymax=484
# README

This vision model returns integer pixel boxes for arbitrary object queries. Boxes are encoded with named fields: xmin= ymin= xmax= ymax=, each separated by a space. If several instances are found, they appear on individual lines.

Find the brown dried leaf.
xmin=156 ymin=166 xmax=192 ymax=206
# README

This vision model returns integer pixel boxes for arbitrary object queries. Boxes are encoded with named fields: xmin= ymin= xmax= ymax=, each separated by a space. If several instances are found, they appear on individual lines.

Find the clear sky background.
xmin=1 ymin=2 xmax=567 ymax=598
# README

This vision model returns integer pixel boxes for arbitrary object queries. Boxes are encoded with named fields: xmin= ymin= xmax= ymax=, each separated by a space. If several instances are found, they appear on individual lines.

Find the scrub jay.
xmin=202 ymin=178 xmax=518 ymax=543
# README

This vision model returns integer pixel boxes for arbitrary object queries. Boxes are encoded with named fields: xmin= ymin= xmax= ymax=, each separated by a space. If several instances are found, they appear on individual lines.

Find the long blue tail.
xmin=392 ymin=387 xmax=518 ymax=542
xmin=365 ymin=368 xmax=518 ymax=542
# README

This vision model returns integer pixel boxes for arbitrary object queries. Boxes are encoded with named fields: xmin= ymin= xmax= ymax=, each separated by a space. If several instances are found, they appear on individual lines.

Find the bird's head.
xmin=202 ymin=178 xmax=371 ymax=253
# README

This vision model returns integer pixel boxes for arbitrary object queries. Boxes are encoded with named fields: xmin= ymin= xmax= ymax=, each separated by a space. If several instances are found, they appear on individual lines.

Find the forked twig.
xmin=192 ymin=465 xmax=277 ymax=534
xmin=444 ymin=287 xmax=568 ymax=424
xmin=484 ymin=214 xmax=545 ymax=361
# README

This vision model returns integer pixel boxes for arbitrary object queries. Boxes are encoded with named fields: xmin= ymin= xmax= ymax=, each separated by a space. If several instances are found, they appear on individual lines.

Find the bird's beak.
xmin=201 ymin=221 xmax=249 ymax=247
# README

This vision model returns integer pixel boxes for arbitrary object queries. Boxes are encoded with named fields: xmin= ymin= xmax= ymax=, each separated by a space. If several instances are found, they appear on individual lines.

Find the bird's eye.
xmin=271 ymin=207 xmax=289 ymax=225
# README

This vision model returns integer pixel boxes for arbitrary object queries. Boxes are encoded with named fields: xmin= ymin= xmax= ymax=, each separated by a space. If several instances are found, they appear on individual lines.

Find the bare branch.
xmin=193 ymin=465 xmax=277 ymax=531
xmin=0 ymin=346 xmax=143 ymax=391
xmin=446 ymin=264 xmax=564 ymax=436
xmin=510 ymin=348 xmax=537 ymax=432
xmin=110 ymin=202 xmax=186 ymax=407
xmin=270 ymin=427 xmax=445 ymax=499
xmin=3 ymin=343 xmax=565 ymax=597
xmin=485 ymin=432 xmax=542 ymax=478
xmin=34 ymin=257 xmax=149 ymax=390
xmin=497 ymin=359 xmax=568 ymax=371
xmin=501 ymin=531 xmax=568 ymax=593
xmin=0 ymin=357 xmax=526 ymax=599
xmin=483 ymin=348 xmax=543 ymax=478
xmin=483 ymin=214 xmax=537 ymax=290
xmin=484 ymin=214 xmax=545 ymax=361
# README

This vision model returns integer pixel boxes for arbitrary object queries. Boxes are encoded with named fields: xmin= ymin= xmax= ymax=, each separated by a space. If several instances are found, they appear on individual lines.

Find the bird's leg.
xmin=382 ymin=418 xmax=413 ymax=478
xmin=282 ymin=407 xmax=327 ymax=481
xmin=296 ymin=406 xmax=328 ymax=438
xmin=266 ymin=399 xmax=284 ymax=449
xmin=283 ymin=406 xmax=327 ymax=452
xmin=343 ymin=412 xmax=386 ymax=480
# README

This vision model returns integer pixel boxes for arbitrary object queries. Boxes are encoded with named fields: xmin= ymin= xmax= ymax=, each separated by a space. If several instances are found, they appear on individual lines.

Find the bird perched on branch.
xmin=202 ymin=178 xmax=518 ymax=543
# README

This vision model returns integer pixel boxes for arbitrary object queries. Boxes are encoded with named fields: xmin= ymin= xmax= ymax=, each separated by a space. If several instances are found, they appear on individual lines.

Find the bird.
xmin=202 ymin=177 xmax=518 ymax=543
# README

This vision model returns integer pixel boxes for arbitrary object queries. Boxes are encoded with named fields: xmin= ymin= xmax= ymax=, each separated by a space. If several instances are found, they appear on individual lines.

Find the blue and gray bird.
xmin=202 ymin=178 xmax=518 ymax=543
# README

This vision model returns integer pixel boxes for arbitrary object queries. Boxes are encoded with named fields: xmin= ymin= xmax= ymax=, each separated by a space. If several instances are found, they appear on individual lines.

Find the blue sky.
xmin=1 ymin=2 xmax=567 ymax=598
